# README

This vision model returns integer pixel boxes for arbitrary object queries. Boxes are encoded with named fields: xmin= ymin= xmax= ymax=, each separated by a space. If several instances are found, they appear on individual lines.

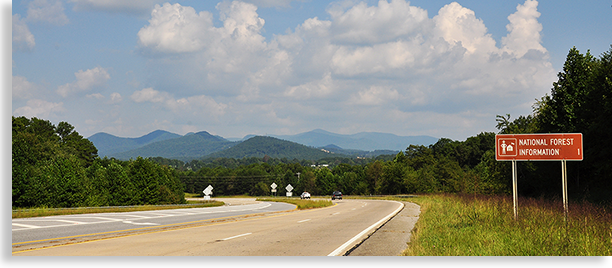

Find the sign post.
xmin=496 ymin=133 xmax=583 ymax=221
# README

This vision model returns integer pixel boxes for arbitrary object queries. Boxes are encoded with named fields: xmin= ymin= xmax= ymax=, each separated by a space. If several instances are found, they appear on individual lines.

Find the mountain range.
xmin=88 ymin=129 xmax=438 ymax=161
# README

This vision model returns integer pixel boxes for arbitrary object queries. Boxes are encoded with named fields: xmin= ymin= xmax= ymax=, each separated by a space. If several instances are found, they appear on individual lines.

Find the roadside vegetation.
xmin=401 ymin=194 xmax=612 ymax=256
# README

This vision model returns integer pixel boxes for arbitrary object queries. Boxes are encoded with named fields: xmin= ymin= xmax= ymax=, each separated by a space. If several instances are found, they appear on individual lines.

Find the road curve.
xmin=13 ymin=199 xmax=403 ymax=256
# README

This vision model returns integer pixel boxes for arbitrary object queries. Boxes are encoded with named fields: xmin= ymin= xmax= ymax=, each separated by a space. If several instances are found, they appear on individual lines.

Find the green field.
xmin=401 ymin=194 xmax=612 ymax=256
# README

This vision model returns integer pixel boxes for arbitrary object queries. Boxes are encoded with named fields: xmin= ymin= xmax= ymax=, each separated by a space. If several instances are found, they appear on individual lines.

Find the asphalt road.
xmin=12 ymin=199 xmax=404 ymax=256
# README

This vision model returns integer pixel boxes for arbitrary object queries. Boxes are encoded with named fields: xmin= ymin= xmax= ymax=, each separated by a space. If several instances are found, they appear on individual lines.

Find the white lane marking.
xmin=12 ymin=223 xmax=41 ymax=229
xmin=122 ymin=221 xmax=159 ymax=226
xmin=328 ymin=200 xmax=405 ymax=256
xmin=12 ymin=203 xmax=274 ymax=231
xmin=332 ymin=212 xmax=340 ymax=215
xmin=220 ymin=232 xmax=252 ymax=241
xmin=351 ymin=208 xmax=356 ymax=210
xmin=297 ymin=219 xmax=311 ymax=223
xmin=55 ymin=220 xmax=85 ymax=224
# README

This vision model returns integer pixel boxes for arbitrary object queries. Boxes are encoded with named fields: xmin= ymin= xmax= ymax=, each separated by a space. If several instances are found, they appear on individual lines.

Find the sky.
xmin=9 ymin=0 xmax=612 ymax=141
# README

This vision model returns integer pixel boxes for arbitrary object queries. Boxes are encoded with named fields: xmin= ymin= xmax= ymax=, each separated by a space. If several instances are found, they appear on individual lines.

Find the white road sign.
xmin=285 ymin=184 xmax=293 ymax=192
xmin=203 ymin=185 xmax=213 ymax=196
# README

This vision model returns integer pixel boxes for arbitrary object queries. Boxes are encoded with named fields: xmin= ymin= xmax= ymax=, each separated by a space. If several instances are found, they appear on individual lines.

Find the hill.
xmin=111 ymin=131 xmax=235 ymax=161
xmin=88 ymin=130 xmax=181 ymax=157
xmin=204 ymin=136 xmax=339 ymax=160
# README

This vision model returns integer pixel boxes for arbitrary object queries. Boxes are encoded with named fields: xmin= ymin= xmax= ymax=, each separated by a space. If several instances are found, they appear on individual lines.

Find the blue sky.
xmin=10 ymin=0 xmax=612 ymax=142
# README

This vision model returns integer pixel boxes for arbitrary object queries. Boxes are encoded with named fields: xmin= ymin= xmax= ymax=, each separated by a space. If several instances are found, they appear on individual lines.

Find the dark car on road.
xmin=332 ymin=191 xmax=342 ymax=200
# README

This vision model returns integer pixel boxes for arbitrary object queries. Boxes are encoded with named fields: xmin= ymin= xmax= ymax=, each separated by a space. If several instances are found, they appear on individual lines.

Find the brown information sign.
xmin=495 ymin=133 xmax=583 ymax=161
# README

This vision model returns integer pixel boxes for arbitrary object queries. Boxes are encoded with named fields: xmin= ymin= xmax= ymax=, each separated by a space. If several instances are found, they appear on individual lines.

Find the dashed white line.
xmin=219 ymin=232 xmax=252 ymax=241
xmin=297 ymin=219 xmax=311 ymax=223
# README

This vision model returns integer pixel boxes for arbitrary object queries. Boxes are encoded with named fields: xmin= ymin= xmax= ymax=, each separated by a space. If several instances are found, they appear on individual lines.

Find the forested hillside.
xmin=12 ymin=117 xmax=185 ymax=208
xmin=111 ymin=131 xmax=235 ymax=161
xmin=204 ymin=136 xmax=337 ymax=160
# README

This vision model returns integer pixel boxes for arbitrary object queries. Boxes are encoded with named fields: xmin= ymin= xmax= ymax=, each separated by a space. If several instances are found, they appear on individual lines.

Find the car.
xmin=300 ymin=192 xmax=311 ymax=199
xmin=331 ymin=191 xmax=342 ymax=200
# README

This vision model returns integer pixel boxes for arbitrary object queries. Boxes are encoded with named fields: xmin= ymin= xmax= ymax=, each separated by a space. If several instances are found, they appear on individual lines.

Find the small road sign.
xmin=203 ymin=185 xmax=213 ymax=200
xmin=271 ymin=183 xmax=277 ymax=189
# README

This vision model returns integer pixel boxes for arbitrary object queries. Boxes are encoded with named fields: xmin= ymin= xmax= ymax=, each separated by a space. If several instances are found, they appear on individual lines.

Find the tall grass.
xmin=403 ymin=194 xmax=612 ymax=256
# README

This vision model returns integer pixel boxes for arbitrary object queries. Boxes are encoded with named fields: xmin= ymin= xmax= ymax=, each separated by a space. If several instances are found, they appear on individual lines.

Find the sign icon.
xmin=498 ymin=138 xmax=517 ymax=157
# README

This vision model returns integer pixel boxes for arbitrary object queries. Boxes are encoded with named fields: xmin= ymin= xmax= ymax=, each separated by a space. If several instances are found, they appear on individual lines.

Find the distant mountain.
xmin=205 ymin=136 xmax=338 ymax=160
xmin=274 ymin=129 xmax=438 ymax=151
xmin=110 ymin=131 xmax=235 ymax=161
xmin=88 ymin=128 xmax=437 ymax=161
xmin=88 ymin=130 xmax=182 ymax=157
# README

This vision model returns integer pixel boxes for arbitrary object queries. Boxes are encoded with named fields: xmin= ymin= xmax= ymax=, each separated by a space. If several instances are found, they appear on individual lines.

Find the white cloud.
xmin=126 ymin=0 xmax=556 ymax=140
xmin=130 ymin=87 xmax=169 ymax=103
xmin=432 ymin=2 xmax=496 ymax=55
xmin=110 ymin=92 xmax=123 ymax=103
xmin=327 ymin=0 xmax=429 ymax=45
xmin=131 ymin=88 xmax=227 ymax=119
xmin=13 ymin=99 xmax=65 ymax=118
xmin=137 ymin=3 xmax=216 ymax=53
xmin=12 ymin=76 xmax=36 ymax=99
xmin=348 ymin=86 xmax=401 ymax=106
xmin=26 ymin=0 xmax=69 ymax=26
xmin=12 ymin=14 xmax=35 ymax=52
xmin=502 ymin=0 xmax=546 ymax=57
xmin=57 ymin=67 xmax=111 ymax=97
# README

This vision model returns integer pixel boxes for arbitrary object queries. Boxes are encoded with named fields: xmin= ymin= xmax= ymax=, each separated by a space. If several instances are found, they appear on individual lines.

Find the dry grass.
xmin=402 ymin=194 xmax=612 ymax=256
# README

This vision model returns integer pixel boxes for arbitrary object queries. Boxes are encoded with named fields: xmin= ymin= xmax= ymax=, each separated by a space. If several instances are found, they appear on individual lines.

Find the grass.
xmin=401 ymin=194 xmax=612 ymax=256
xmin=256 ymin=197 xmax=333 ymax=210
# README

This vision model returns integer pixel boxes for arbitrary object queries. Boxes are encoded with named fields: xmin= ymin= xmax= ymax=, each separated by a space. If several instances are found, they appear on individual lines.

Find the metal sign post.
xmin=561 ymin=160 xmax=568 ymax=221
xmin=512 ymin=160 xmax=518 ymax=220
xmin=496 ymin=133 xmax=583 ymax=221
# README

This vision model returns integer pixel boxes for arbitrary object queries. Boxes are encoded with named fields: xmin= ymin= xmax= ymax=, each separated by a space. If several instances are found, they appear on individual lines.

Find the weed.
xmin=402 ymin=194 xmax=612 ymax=256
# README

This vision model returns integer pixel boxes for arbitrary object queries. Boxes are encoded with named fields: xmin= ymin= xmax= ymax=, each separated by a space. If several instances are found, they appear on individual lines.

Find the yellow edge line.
xmin=13 ymin=202 xmax=338 ymax=254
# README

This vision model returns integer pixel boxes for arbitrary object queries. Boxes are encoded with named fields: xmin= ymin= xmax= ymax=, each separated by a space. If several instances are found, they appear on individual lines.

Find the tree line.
xmin=178 ymin=131 xmax=509 ymax=197
xmin=12 ymin=116 xmax=185 ymax=208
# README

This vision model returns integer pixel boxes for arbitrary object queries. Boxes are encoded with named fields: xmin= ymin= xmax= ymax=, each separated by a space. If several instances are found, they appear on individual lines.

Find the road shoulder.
xmin=346 ymin=201 xmax=420 ymax=256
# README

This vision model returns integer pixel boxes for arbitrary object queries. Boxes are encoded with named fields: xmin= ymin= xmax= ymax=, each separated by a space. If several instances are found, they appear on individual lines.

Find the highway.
xmin=12 ymin=199 xmax=404 ymax=256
